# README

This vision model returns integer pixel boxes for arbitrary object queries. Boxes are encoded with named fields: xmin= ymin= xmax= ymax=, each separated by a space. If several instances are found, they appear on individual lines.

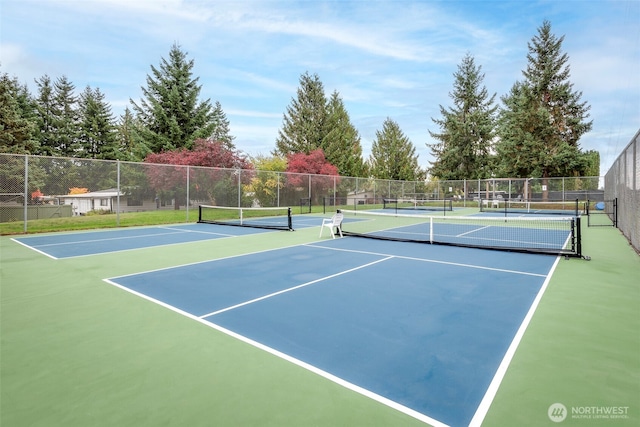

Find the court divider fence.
xmin=604 ymin=129 xmax=639 ymax=253
xmin=0 ymin=152 xmax=606 ymax=234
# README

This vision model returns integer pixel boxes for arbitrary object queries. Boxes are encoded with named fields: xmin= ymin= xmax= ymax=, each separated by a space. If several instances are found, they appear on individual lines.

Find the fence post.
xmin=116 ymin=160 xmax=120 ymax=227
xmin=236 ymin=168 xmax=242 ymax=208
xmin=23 ymin=155 xmax=28 ymax=233
xmin=463 ymin=179 xmax=467 ymax=207
xmin=187 ymin=165 xmax=191 ymax=221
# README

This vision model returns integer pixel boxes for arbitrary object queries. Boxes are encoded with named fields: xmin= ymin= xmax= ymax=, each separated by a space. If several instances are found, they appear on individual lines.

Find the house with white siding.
xmin=58 ymin=189 xmax=121 ymax=215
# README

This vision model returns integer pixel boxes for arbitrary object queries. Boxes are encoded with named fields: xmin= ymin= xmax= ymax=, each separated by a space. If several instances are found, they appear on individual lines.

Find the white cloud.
xmin=56 ymin=0 xmax=213 ymax=22
xmin=2 ymin=0 xmax=638 ymax=174
xmin=227 ymin=109 xmax=282 ymax=119
xmin=232 ymin=71 xmax=297 ymax=94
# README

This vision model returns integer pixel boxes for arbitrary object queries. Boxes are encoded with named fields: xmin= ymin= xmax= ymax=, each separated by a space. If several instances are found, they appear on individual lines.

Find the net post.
xmin=239 ymin=208 xmax=244 ymax=225
xmin=287 ymin=207 xmax=293 ymax=231
xmin=429 ymin=216 xmax=434 ymax=244
xmin=198 ymin=205 xmax=203 ymax=223
xmin=575 ymin=216 xmax=582 ymax=258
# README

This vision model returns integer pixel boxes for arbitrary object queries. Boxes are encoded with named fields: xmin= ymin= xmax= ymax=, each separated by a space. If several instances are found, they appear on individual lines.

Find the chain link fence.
xmin=1 ymin=153 xmax=604 ymax=233
xmin=605 ymin=129 xmax=640 ymax=252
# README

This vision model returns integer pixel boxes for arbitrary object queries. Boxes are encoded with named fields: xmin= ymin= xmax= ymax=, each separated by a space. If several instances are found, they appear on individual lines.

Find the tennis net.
xmin=198 ymin=205 xmax=293 ymax=231
xmin=480 ymin=199 xmax=581 ymax=216
xmin=339 ymin=209 xmax=583 ymax=257
xmin=383 ymin=198 xmax=453 ymax=212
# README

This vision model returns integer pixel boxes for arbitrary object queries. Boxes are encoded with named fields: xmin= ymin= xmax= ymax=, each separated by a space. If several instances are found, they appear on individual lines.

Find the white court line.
xmin=11 ymin=226 xmax=241 ymax=259
xmin=456 ymin=225 xmax=491 ymax=237
xmin=32 ymin=231 xmax=185 ymax=247
xmin=304 ymin=243 xmax=548 ymax=278
xmin=11 ymin=238 xmax=59 ymax=260
xmin=198 ymin=256 xmax=394 ymax=318
xmin=107 ymin=242 xmax=312 ymax=280
xmin=55 ymin=236 xmax=241 ymax=260
xmin=468 ymin=255 xmax=562 ymax=426
xmin=158 ymin=225 xmax=236 ymax=237
xmin=23 ymin=229 xmax=221 ymax=248
xmin=104 ymin=241 xmax=557 ymax=427
xmin=103 ymin=271 xmax=450 ymax=427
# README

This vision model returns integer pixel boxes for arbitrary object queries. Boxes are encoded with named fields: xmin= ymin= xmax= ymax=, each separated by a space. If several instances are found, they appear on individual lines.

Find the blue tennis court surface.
xmin=11 ymin=216 xmax=326 ymax=259
xmin=11 ymin=223 xmax=267 ymax=258
xmin=106 ymin=237 xmax=558 ymax=427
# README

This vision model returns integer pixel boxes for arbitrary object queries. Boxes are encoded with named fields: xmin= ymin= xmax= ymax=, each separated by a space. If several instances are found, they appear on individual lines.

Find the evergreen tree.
xmin=0 ymin=72 xmax=38 ymax=154
xmin=322 ymin=91 xmax=367 ymax=177
xmin=428 ymin=53 xmax=497 ymax=180
xmin=369 ymin=118 xmax=422 ymax=181
xmin=77 ymin=86 xmax=119 ymax=159
xmin=495 ymin=82 xmax=543 ymax=178
xmin=210 ymin=101 xmax=235 ymax=149
xmin=579 ymin=149 xmax=600 ymax=177
xmin=33 ymin=75 xmax=56 ymax=156
xmin=33 ymin=75 xmax=80 ymax=157
xmin=51 ymin=75 xmax=80 ymax=156
xmin=275 ymin=72 xmax=327 ymax=155
xmin=116 ymin=107 xmax=149 ymax=161
xmin=496 ymin=20 xmax=593 ymax=188
xmin=131 ymin=43 xmax=217 ymax=153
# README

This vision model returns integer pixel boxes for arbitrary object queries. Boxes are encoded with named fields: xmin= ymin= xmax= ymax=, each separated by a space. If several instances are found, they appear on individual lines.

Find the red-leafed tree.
xmin=144 ymin=139 xmax=254 ymax=208
xmin=285 ymin=149 xmax=339 ymax=204
xmin=30 ymin=189 xmax=44 ymax=204
xmin=145 ymin=138 xmax=251 ymax=169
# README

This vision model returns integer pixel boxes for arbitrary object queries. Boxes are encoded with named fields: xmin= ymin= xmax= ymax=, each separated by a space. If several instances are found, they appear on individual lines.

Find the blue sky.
xmin=1 ymin=0 xmax=638 ymax=175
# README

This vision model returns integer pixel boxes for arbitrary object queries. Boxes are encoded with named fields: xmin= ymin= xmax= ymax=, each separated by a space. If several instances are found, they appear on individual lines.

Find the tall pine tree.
xmin=322 ymin=91 xmax=367 ymax=177
xmin=0 ymin=72 xmax=38 ymax=154
xmin=33 ymin=75 xmax=81 ymax=157
xmin=210 ymin=101 xmax=235 ymax=149
xmin=496 ymin=20 xmax=592 ymax=189
xmin=428 ymin=53 xmax=497 ymax=180
xmin=369 ymin=118 xmax=422 ymax=181
xmin=116 ymin=107 xmax=149 ymax=161
xmin=131 ymin=43 xmax=217 ymax=153
xmin=51 ymin=76 xmax=80 ymax=156
xmin=77 ymin=86 xmax=119 ymax=159
xmin=274 ymin=72 xmax=328 ymax=155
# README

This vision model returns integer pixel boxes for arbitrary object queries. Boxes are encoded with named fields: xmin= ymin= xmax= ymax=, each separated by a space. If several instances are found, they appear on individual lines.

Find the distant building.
xmin=347 ymin=190 xmax=376 ymax=205
xmin=58 ymin=189 xmax=121 ymax=215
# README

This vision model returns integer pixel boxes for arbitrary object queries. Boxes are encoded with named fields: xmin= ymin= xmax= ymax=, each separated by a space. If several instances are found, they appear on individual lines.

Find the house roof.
xmin=59 ymin=189 xmax=122 ymax=198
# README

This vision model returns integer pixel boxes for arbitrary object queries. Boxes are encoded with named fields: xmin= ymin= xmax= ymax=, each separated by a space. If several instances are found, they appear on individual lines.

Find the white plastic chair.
xmin=319 ymin=212 xmax=344 ymax=238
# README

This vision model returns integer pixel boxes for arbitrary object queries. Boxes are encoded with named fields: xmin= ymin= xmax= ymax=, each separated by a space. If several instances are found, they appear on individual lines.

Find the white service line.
xmin=102 ymin=271 xmax=450 ymax=427
xmin=199 ymin=256 xmax=394 ymax=318
xmin=305 ymin=243 xmax=548 ymax=277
